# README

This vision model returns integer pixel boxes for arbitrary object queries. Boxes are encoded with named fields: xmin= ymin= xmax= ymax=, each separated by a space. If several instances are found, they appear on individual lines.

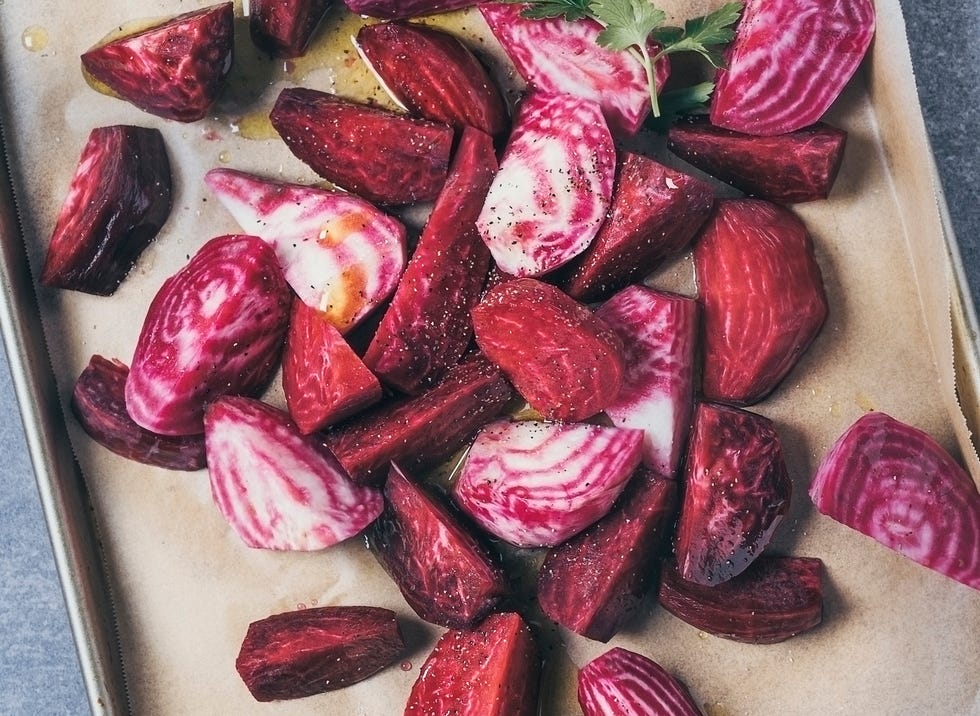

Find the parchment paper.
xmin=1 ymin=0 xmax=978 ymax=713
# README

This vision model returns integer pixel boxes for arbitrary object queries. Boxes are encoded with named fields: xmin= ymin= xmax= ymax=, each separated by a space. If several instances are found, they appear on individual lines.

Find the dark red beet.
xmin=250 ymin=0 xmax=332 ymax=58
xmin=270 ymin=87 xmax=454 ymax=205
xmin=658 ymin=556 xmax=824 ymax=643
xmin=236 ymin=605 xmax=403 ymax=701
xmin=71 ymin=355 xmax=205 ymax=471
xmin=40 ymin=125 xmax=171 ymax=295
xmin=342 ymin=0 xmax=476 ymax=19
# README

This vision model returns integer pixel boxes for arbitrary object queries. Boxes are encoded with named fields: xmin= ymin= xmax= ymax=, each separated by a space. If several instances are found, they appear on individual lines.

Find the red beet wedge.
xmin=595 ymin=286 xmax=698 ymax=477
xmin=674 ymin=402 xmax=791 ymax=586
xmin=710 ymin=0 xmax=875 ymax=136
xmin=40 ymin=125 xmax=171 ymax=295
xmin=236 ymin=605 xmax=403 ymax=701
xmin=282 ymin=298 xmax=382 ymax=435
xmin=125 ymin=235 xmax=292 ymax=436
xmin=270 ymin=88 xmax=454 ymax=205
xmin=205 ymin=396 xmax=383 ymax=550
xmin=667 ymin=119 xmax=847 ymax=203
xmin=324 ymin=353 xmax=514 ymax=485
xmin=343 ymin=0 xmax=477 ymax=19
xmin=81 ymin=3 xmax=234 ymax=122
xmin=479 ymin=3 xmax=670 ymax=136
xmin=453 ymin=419 xmax=643 ymax=548
xmin=404 ymin=612 xmax=540 ymax=716
xmin=695 ymin=199 xmax=828 ymax=405
xmin=71 ymin=355 xmax=206 ymax=471
xmin=471 ymin=277 xmax=624 ymax=421
xmin=561 ymin=151 xmax=714 ymax=302
xmin=809 ymin=412 xmax=980 ymax=591
xmin=658 ymin=556 xmax=823 ymax=644
xmin=369 ymin=463 xmax=509 ymax=629
xmin=476 ymin=91 xmax=615 ymax=277
xmin=538 ymin=468 xmax=678 ymax=642
xmin=578 ymin=647 xmax=703 ymax=716
xmin=355 ymin=22 xmax=508 ymax=138
xmin=363 ymin=126 xmax=496 ymax=395
xmin=250 ymin=0 xmax=332 ymax=58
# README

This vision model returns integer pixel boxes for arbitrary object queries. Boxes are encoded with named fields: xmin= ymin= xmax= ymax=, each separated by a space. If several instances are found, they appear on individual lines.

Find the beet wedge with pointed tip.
xmin=205 ymin=396 xmax=383 ymax=550
xmin=404 ymin=612 xmax=540 ymax=716
xmin=369 ymin=463 xmax=510 ymax=629
xmin=674 ymin=402 xmax=791 ymax=586
xmin=809 ymin=412 xmax=980 ymax=591
xmin=270 ymin=88 xmax=454 ymax=205
xmin=538 ymin=468 xmax=678 ymax=641
xmin=354 ymin=22 xmax=508 ymax=138
xmin=71 ymin=355 xmax=206 ymax=471
xmin=81 ymin=3 xmax=234 ymax=122
xmin=250 ymin=0 xmax=332 ymax=58
xmin=658 ymin=555 xmax=824 ymax=644
xmin=668 ymin=119 xmax=847 ymax=203
xmin=695 ymin=199 xmax=828 ymax=406
xmin=578 ymin=647 xmax=703 ymax=716
xmin=236 ymin=605 xmax=403 ymax=701
xmin=40 ymin=125 xmax=171 ymax=295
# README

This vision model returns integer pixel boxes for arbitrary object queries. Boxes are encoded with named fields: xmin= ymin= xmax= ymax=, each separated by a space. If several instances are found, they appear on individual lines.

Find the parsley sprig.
xmin=513 ymin=0 xmax=743 ymax=122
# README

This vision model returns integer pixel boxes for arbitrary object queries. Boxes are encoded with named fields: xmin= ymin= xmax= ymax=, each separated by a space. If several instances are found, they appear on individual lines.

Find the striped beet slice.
xmin=205 ymin=168 xmax=406 ymax=333
xmin=205 ymin=396 xmax=383 ymax=551
xmin=577 ymin=647 xmax=702 ymax=716
xmin=595 ymin=286 xmax=698 ymax=477
xmin=479 ymin=3 xmax=670 ymax=136
xmin=452 ymin=419 xmax=643 ymax=548
xmin=710 ymin=0 xmax=875 ymax=136
xmin=809 ymin=412 xmax=980 ymax=591
xmin=476 ymin=91 xmax=615 ymax=277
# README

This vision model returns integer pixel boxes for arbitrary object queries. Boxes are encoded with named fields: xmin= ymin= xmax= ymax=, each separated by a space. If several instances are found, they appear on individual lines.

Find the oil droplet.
xmin=22 ymin=26 xmax=49 ymax=52
xmin=399 ymin=660 xmax=413 ymax=672
xmin=231 ymin=112 xmax=277 ymax=141
xmin=217 ymin=150 xmax=231 ymax=164
xmin=310 ymin=598 xmax=318 ymax=606
xmin=296 ymin=602 xmax=306 ymax=610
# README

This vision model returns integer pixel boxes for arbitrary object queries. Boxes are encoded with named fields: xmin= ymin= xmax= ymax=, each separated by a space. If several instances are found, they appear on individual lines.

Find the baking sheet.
xmin=1 ymin=0 xmax=979 ymax=714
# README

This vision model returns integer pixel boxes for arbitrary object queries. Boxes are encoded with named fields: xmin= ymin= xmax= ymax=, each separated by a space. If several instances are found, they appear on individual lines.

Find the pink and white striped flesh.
xmin=810 ymin=412 xmax=980 ymax=591
xmin=710 ymin=0 xmax=875 ymax=136
xmin=476 ymin=91 xmax=615 ymax=277
xmin=578 ymin=647 xmax=703 ymax=716
xmin=478 ymin=3 xmax=669 ymax=136
xmin=204 ymin=396 xmax=383 ymax=551
xmin=452 ymin=419 xmax=643 ymax=548
xmin=595 ymin=286 xmax=698 ymax=477
xmin=205 ymin=168 xmax=406 ymax=333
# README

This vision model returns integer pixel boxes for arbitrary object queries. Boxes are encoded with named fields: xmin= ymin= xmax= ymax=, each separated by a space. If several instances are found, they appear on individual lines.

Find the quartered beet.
xmin=668 ymin=119 xmax=847 ymax=203
xmin=343 ymin=0 xmax=477 ymax=19
xmin=363 ymin=127 xmax=495 ymax=395
xmin=205 ymin=168 xmax=406 ymax=333
xmin=476 ymin=91 xmax=615 ymax=277
xmin=236 ymin=605 xmax=403 ymax=701
xmin=479 ymin=3 xmax=670 ymax=136
xmin=471 ymin=277 xmax=624 ymax=421
xmin=369 ymin=463 xmax=509 ymax=629
xmin=71 ymin=355 xmax=206 ymax=471
xmin=453 ymin=419 xmax=643 ymax=548
xmin=40 ymin=125 xmax=171 ymax=295
xmin=595 ymin=286 xmax=698 ymax=477
xmin=282 ymin=299 xmax=382 ymax=435
xmin=250 ymin=0 xmax=332 ymax=58
xmin=324 ymin=353 xmax=514 ymax=485
xmin=578 ymin=647 xmax=703 ymax=716
xmin=125 ymin=235 xmax=292 ymax=436
xmin=538 ymin=468 xmax=678 ymax=642
xmin=659 ymin=556 xmax=823 ymax=644
xmin=404 ymin=612 xmax=540 ymax=716
xmin=270 ymin=87 xmax=454 ymax=205
xmin=695 ymin=199 xmax=828 ymax=405
xmin=710 ymin=0 xmax=876 ymax=135
xmin=205 ymin=396 xmax=383 ymax=550
xmin=355 ymin=22 xmax=508 ymax=138
xmin=81 ymin=3 xmax=234 ymax=122
xmin=674 ymin=402 xmax=791 ymax=586
xmin=561 ymin=151 xmax=714 ymax=302
xmin=810 ymin=412 xmax=980 ymax=590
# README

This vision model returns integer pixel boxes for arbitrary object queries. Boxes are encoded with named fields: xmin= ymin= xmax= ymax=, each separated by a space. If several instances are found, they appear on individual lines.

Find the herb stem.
xmin=639 ymin=44 xmax=660 ymax=118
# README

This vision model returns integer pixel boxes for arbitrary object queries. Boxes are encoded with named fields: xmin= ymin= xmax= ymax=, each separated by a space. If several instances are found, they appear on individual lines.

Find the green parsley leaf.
xmin=515 ymin=0 xmax=592 ymax=22
xmin=646 ymin=82 xmax=715 ymax=132
xmin=589 ymin=0 xmax=666 ymax=51
xmin=657 ymin=2 xmax=743 ymax=67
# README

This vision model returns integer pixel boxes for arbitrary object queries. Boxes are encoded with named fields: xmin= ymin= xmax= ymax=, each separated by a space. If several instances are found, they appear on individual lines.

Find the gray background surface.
xmin=1 ymin=2 xmax=978 ymax=714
